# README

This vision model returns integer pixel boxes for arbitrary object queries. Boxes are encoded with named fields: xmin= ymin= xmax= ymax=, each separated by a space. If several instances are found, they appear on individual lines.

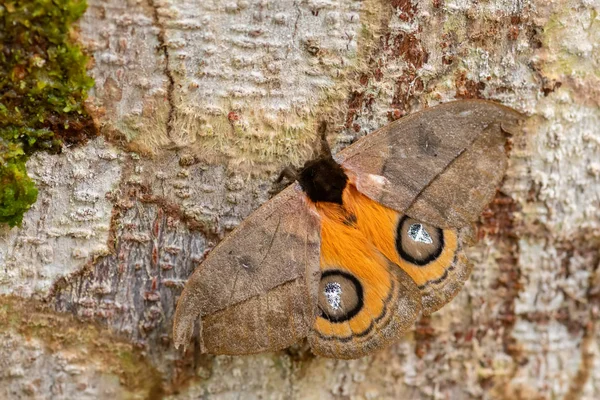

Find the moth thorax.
xmin=298 ymin=157 xmax=348 ymax=204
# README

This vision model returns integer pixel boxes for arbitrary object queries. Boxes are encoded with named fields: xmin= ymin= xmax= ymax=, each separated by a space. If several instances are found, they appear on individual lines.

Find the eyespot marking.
xmin=318 ymin=270 xmax=363 ymax=323
xmin=396 ymin=216 xmax=444 ymax=266
xmin=324 ymin=282 xmax=342 ymax=310
xmin=407 ymin=223 xmax=433 ymax=244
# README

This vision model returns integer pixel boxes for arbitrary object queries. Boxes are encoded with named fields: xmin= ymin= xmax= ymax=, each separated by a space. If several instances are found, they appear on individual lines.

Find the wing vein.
xmin=259 ymin=214 xmax=283 ymax=266
xmin=401 ymin=144 xmax=471 ymax=213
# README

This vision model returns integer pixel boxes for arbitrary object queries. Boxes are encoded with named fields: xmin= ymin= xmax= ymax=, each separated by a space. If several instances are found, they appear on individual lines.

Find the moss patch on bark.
xmin=0 ymin=0 xmax=95 ymax=227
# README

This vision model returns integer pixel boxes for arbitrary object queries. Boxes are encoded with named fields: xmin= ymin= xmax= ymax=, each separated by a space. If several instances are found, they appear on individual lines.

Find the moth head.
xmin=298 ymin=157 xmax=348 ymax=204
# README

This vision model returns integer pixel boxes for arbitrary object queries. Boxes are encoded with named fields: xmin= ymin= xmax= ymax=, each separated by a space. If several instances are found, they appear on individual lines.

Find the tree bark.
xmin=1 ymin=0 xmax=599 ymax=399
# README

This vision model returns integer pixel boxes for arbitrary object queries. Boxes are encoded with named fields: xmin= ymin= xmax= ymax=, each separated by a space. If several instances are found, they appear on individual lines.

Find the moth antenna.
xmin=276 ymin=166 xmax=299 ymax=183
xmin=318 ymin=121 xmax=332 ymax=157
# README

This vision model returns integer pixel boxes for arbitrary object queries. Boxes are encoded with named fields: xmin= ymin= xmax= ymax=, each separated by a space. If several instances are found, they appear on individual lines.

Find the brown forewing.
xmin=173 ymin=185 xmax=321 ymax=351
xmin=338 ymin=100 xmax=523 ymax=229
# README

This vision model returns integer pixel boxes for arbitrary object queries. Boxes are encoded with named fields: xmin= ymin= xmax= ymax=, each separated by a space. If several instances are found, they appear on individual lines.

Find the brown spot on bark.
xmin=526 ymin=26 xmax=543 ymax=49
xmin=455 ymin=71 xmax=486 ymax=99
xmin=393 ymin=33 xmax=429 ymax=69
xmin=564 ymin=321 xmax=596 ymax=400
xmin=227 ymin=111 xmax=240 ymax=123
xmin=391 ymin=0 xmax=417 ymax=22
xmin=359 ymin=73 xmax=369 ymax=86
xmin=374 ymin=67 xmax=383 ymax=82
xmin=345 ymin=90 xmax=364 ymax=128
xmin=542 ymin=81 xmax=562 ymax=97
xmin=479 ymin=192 xmax=525 ymax=363
xmin=442 ymin=55 xmax=454 ymax=65
xmin=392 ymin=72 xmax=425 ymax=113
xmin=50 ymin=112 xmax=98 ymax=147
xmin=414 ymin=315 xmax=435 ymax=358
xmin=387 ymin=108 xmax=405 ymax=121
xmin=304 ymin=39 xmax=321 ymax=56
xmin=530 ymin=61 xmax=563 ymax=97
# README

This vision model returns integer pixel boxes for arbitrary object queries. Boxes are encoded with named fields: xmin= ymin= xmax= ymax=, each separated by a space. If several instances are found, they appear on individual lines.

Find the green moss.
xmin=0 ymin=0 xmax=95 ymax=227
xmin=0 ymin=157 xmax=37 ymax=226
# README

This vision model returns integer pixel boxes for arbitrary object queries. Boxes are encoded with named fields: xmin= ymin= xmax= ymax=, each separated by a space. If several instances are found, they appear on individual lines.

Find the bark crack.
xmin=148 ymin=0 xmax=176 ymax=142
xmin=286 ymin=1 xmax=302 ymax=58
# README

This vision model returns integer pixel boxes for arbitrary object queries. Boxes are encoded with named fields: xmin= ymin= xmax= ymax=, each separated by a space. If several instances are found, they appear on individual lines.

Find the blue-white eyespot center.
xmin=407 ymin=223 xmax=433 ymax=244
xmin=324 ymin=282 xmax=342 ymax=310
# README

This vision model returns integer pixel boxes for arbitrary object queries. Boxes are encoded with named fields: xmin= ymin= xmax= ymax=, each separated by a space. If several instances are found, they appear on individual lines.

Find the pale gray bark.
xmin=1 ymin=0 xmax=599 ymax=399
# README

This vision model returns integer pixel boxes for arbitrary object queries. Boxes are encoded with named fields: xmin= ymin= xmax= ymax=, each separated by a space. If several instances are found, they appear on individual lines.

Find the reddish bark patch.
xmin=344 ymin=0 xmax=428 ymax=127
xmin=439 ymin=32 xmax=457 ymax=67
xmin=455 ymin=71 xmax=486 ymax=99
xmin=392 ymin=32 xmax=429 ymax=69
xmin=508 ymin=26 xmax=520 ymax=41
xmin=391 ymin=0 xmax=417 ymax=21
xmin=478 ymin=193 xmax=518 ymax=239
xmin=387 ymin=108 xmax=405 ymax=121
xmin=479 ymin=192 xmax=524 ymax=362
xmin=414 ymin=315 xmax=436 ymax=358
xmin=391 ymin=71 xmax=425 ymax=113
xmin=345 ymin=90 xmax=365 ymax=129
xmin=359 ymin=73 xmax=369 ymax=86
xmin=373 ymin=67 xmax=383 ymax=82
xmin=227 ymin=111 xmax=241 ymax=123
xmin=388 ymin=3 xmax=429 ymax=114
xmin=508 ymin=16 xmax=521 ymax=41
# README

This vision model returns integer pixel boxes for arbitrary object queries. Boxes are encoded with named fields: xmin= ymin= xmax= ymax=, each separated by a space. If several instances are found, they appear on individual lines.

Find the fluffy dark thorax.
xmin=298 ymin=156 xmax=348 ymax=204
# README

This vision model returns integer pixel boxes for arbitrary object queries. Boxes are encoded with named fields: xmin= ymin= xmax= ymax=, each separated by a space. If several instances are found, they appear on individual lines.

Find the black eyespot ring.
xmin=319 ymin=270 xmax=363 ymax=323
xmin=395 ymin=216 xmax=444 ymax=266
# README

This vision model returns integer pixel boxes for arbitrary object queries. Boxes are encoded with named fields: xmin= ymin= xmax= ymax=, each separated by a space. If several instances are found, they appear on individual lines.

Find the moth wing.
xmin=308 ymin=210 xmax=421 ymax=359
xmin=344 ymin=185 xmax=471 ymax=315
xmin=173 ymin=185 xmax=321 ymax=353
xmin=200 ymin=277 xmax=316 ymax=354
xmin=338 ymin=100 xmax=523 ymax=229
xmin=393 ymin=216 xmax=472 ymax=314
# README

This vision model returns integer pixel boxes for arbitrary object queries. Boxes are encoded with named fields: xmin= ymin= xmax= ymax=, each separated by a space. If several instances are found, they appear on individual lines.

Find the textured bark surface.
xmin=1 ymin=0 xmax=599 ymax=399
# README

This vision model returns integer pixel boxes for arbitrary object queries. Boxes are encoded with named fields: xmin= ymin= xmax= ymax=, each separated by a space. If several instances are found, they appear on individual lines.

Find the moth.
xmin=173 ymin=100 xmax=522 ymax=359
